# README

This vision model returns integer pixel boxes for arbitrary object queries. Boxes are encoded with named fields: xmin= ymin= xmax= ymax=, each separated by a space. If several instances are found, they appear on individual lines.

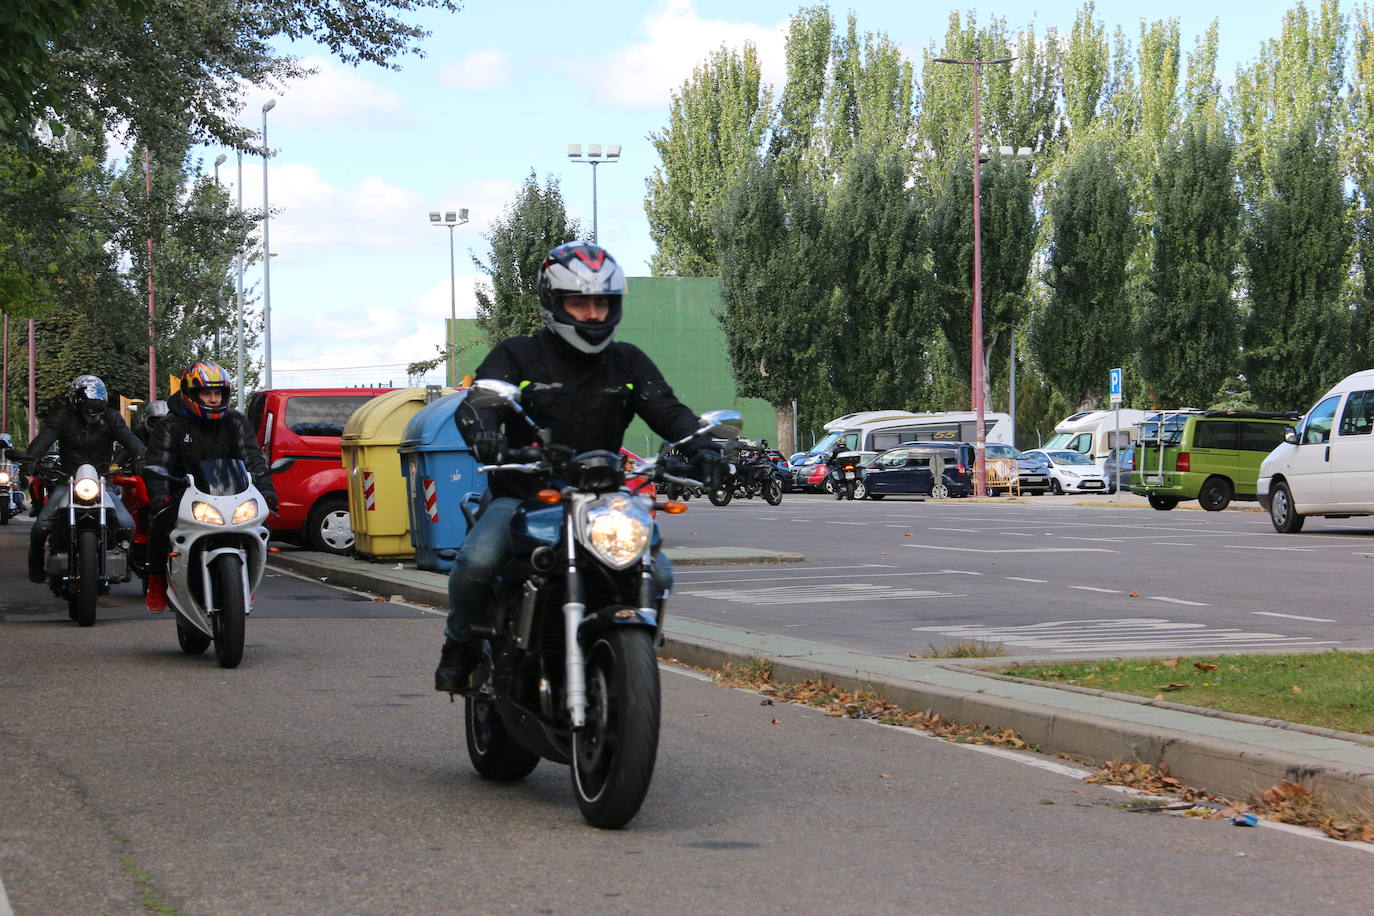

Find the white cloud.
xmin=439 ymin=50 xmax=513 ymax=90
xmin=242 ymin=57 xmax=407 ymax=130
xmin=595 ymin=0 xmax=789 ymax=109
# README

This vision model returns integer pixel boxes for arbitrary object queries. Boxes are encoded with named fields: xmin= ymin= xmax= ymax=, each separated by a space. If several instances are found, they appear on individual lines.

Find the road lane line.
xmin=1148 ymin=596 xmax=1210 ymax=606
xmin=1225 ymin=545 xmax=1314 ymax=551
xmin=1005 ymin=577 xmax=1048 ymax=583
xmin=1252 ymin=611 xmax=1337 ymax=622
xmin=681 ymin=570 xmax=982 ymax=586
xmin=904 ymin=545 xmax=1118 ymax=553
xmin=1068 ymin=586 xmax=1120 ymax=593
xmin=673 ymin=564 xmax=898 ymax=575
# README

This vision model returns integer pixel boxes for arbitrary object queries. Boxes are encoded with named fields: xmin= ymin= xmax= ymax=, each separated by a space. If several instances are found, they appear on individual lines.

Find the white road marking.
xmin=929 ymin=527 xmax=979 ymax=533
xmin=1068 ymin=586 xmax=1120 ymax=594
xmin=905 ymin=545 xmax=1118 ymax=554
xmin=673 ymin=564 xmax=898 ymax=575
xmin=1154 ymin=542 xmax=1196 ymax=546
xmin=824 ymin=521 xmax=869 ymax=526
xmin=0 ymin=871 xmax=12 ymax=916
xmin=1252 ymin=611 xmax=1337 ymax=623
xmin=1225 ymin=545 xmax=1314 ymax=551
xmin=681 ymin=570 xmax=980 ymax=586
xmin=1061 ymin=536 xmax=1125 ymax=543
xmin=685 ymin=583 xmax=965 ymax=604
xmin=1148 ymin=596 xmax=1209 ymax=607
xmin=1006 ymin=577 xmax=1048 ymax=583
xmin=911 ymin=617 xmax=1336 ymax=653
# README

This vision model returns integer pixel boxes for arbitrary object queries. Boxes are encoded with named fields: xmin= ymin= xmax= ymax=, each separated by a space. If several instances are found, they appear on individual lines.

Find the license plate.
xmin=1145 ymin=476 xmax=1161 ymax=485
xmin=844 ymin=471 xmax=855 ymax=479
xmin=1083 ymin=481 xmax=1102 ymax=489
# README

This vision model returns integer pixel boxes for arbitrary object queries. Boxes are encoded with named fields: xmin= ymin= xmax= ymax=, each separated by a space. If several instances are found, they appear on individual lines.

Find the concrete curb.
xmin=271 ymin=550 xmax=1374 ymax=816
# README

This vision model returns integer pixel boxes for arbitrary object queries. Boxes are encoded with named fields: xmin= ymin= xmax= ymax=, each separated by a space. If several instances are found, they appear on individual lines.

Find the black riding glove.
xmin=264 ymin=491 xmax=279 ymax=513
xmin=471 ymin=431 xmax=506 ymax=465
xmin=691 ymin=448 xmax=728 ymax=489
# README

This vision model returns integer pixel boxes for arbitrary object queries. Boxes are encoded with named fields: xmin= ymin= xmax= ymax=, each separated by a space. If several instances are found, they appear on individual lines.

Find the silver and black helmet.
xmin=537 ymin=242 xmax=625 ymax=354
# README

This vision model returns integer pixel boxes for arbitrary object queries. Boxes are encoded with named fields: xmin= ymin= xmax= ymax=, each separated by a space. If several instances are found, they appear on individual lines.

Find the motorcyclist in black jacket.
xmin=141 ymin=362 xmax=275 ymax=613
xmin=24 ymin=375 xmax=144 ymax=583
xmin=435 ymin=241 xmax=728 ymax=693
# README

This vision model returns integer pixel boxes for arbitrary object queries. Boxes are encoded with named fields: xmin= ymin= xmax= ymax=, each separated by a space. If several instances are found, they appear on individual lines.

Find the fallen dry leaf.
xmin=1153 ymin=694 xmax=1165 ymax=700
xmin=878 ymin=552 xmax=890 ymax=556
xmin=1292 ymin=685 xmax=1303 ymax=694
xmin=771 ymin=717 xmax=781 ymax=724
xmin=1154 ymin=683 xmax=1193 ymax=691
xmin=760 ymin=699 xmax=773 ymax=706
xmin=879 ymin=773 xmax=892 ymax=779
xmin=1128 ymin=590 xmax=1138 ymax=597
xmin=903 ymin=531 xmax=914 ymax=537
xmin=1194 ymin=663 xmax=1218 ymax=672
xmin=1162 ymin=658 xmax=1180 ymax=668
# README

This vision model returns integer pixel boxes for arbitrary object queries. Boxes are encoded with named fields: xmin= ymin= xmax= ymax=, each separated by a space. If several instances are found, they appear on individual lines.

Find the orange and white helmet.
xmin=179 ymin=361 xmax=232 ymax=421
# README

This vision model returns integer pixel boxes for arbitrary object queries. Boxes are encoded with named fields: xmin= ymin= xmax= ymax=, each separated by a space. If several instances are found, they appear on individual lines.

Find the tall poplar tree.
xmin=1243 ymin=123 xmax=1352 ymax=410
xmin=1030 ymin=142 xmax=1134 ymax=407
xmin=1139 ymin=121 xmax=1241 ymax=406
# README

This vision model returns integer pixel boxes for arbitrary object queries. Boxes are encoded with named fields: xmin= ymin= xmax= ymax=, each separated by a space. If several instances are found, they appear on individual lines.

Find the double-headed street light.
xmin=933 ymin=55 xmax=1016 ymax=498
xmin=567 ymin=144 xmax=621 ymax=244
xmin=261 ymin=98 xmax=276 ymax=389
xmin=428 ymin=208 xmax=470 ymax=387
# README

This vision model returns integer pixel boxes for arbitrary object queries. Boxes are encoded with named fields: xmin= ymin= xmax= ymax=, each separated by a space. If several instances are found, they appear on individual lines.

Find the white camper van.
xmin=1043 ymin=409 xmax=1149 ymax=465
xmin=1258 ymin=369 xmax=1374 ymax=532
xmin=804 ymin=410 xmax=1013 ymax=459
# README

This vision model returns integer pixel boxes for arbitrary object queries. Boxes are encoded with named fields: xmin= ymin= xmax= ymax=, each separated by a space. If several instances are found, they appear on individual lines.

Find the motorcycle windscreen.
xmin=193 ymin=459 xmax=252 ymax=495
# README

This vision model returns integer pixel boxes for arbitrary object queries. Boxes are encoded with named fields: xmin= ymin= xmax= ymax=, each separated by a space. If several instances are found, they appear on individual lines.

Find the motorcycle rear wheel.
xmin=707 ymin=485 xmax=732 ymax=507
xmin=572 ymin=628 xmax=660 ymax=829
xmin=176 ymin=616 xmax=211 ymax=655
xmin=72 ymin=529 xmax=98 ymax=627
xmin=763 ymin=479 xmax=783 ymax=506
xmin=211 ymin=553 xmax=246 ymax=669
xmin=0 ymin=499 xmax=9 ymax=524
xmin=464 ymin=692 xmax=540 ymax=782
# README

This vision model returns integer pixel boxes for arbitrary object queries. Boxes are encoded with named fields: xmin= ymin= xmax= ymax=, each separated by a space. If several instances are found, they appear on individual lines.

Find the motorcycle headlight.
xmin=581 ymin=494 xmax=651 ymax=569
xmin=74 ymin=476 xmax=100 ymax=502
xmin=0 ymin=470 xmax=10 ymax=485
xmin=231 ymin=499 xmax=260 ymax=524
xmin=192 ymin=501 xmax=225 ymax=525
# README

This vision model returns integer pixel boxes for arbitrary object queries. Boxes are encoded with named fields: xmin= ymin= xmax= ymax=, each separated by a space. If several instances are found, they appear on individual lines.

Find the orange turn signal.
xmin=537 ymin=489 xmax=562 ymax=504
xmin=661 ymin=500 xmax=687 ymax=514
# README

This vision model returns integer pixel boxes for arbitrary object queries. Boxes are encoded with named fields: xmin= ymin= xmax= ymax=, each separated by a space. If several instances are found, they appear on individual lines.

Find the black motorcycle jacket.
xmin=26 ymin=406 xmax=144 ymax=476
xmin=460 ymin=329 xmax=706 ymax=499
xmin=143 ymin=392 xmax=274 ymax=503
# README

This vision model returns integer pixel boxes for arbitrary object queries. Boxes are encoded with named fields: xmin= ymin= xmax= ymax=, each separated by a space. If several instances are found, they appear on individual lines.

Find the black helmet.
xmin=69 ymin=375 xmax=108 ymax=426
xmin=537 ymin=242 xmax=625 ymax=354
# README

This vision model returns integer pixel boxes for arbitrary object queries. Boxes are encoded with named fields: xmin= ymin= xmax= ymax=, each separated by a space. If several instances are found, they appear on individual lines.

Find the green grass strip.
xmin=119 ymin=857 xmax=183 ymax=916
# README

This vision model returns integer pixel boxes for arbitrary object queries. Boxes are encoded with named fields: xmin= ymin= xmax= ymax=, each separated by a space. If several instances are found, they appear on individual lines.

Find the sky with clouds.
xmin=206 ymin=0 xmax=1286 ymax=388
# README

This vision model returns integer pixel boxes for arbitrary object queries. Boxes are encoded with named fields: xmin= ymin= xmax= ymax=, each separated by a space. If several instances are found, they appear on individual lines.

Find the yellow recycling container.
xmin=341 ymin=387 xmax=455 ymax=558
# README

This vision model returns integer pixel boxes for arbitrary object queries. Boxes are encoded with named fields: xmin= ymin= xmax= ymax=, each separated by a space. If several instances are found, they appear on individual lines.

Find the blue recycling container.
xmin=398 ymin=391 xmax=487 ymax=572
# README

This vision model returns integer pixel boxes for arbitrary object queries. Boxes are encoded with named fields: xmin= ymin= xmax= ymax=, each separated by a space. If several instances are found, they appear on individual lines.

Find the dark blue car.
xmin=860 ymin=444 xmax=974 ymax=499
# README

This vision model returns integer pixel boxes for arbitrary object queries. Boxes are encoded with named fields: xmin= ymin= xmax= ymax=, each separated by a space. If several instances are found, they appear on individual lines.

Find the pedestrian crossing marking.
xmin=912 ymin=617 xmax=1338 ymax=654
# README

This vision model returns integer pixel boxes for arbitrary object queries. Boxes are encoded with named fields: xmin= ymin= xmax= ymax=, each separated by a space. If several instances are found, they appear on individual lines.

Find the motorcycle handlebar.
xmin=477 ymin=461 xmax=545 ymax=474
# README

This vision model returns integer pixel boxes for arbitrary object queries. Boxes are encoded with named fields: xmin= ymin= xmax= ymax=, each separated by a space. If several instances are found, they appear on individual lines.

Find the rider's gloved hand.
xmin=264 ymin=491 xmax=279 ymax=513
xmin=471 ymin=431 xmax=505 ymax=464
xmin=691 ymin=447 xmax=728 ymax=489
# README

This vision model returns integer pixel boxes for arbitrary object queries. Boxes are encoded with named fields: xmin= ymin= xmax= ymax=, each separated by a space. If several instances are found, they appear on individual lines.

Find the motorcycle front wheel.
xmin=210 ymin=553 xmax=246 ymax=668
xmin=707 ymin=485 xmax=732 ymax=507
xmin=72 ymin=529 xmax=98 ymax=627
xmin=465 ymin=691 xmax=540 ymax=782
xmin=763 ymin=479 xmax=783 ymax=506
xmin=572 ymin=628 xmax=660 ymax=829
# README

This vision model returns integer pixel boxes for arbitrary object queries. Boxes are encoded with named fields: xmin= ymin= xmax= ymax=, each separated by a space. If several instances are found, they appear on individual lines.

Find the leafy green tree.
xmin=821 ymin=149 xmax=929 ymax=411
xmin=1062 ymin=2 xmax=1109 ymax=140
xmin=473 ymin=171 xmax=579 ymax=343
xmin=768 ymin=6 xmax=833 ymax=186
xmin=929 ymin=150 xmax=1036 ymax=410
xmin=1030 ymin=141 xmax=1134 ymax=408
xmin=1244 ymin=123 xmax=1353 ymax=410
xmin=1139 ymin=121 xmax=1241 ymax=406
xmin=645 ymin=43 xmax=772 ymax=277
xmin=819 ymin=14 xmax=915 ymax=179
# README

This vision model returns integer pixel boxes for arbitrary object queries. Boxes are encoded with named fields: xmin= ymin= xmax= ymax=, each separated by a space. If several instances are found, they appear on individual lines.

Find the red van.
xmin=245 ymin=388 xmax=394 ymax=554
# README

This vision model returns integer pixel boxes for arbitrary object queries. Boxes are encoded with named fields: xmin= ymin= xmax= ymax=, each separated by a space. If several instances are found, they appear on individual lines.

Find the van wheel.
xmin=1269 ymin=481 xmax=1305 ymax=533
xmin=307 ymin=495 xmax=354 ymax=554
xmin=1199 ymin=477 xmax=1232 ymax=512
xmin=1147 ymin=494 xmax=1180 ymax=511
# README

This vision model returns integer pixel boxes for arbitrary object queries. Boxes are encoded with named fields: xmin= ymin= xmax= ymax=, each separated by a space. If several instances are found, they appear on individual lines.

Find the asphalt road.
xmin=5 ymin=516 xmax=1374 ymax=913
xmin=662 ymin=493 xmax=1374 ymax=659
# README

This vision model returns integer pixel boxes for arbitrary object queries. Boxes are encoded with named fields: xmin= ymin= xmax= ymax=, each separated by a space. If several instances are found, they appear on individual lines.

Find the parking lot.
xmin=662 ymin=493 xmax=1374 ymax=658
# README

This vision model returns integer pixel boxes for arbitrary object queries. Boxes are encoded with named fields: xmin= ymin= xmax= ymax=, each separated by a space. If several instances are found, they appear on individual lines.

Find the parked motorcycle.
xmin=455 ymin=378 xmax=742 ymax=828
xmin=112 ymin=469 xmax=152 ymax=591
xmin=829 ymin=450 xmax=864 ymax=500
xmin=0 ymin=458 xmax=19 ymax=525
xmin=707 ymin=440 xmax=782 ymax=507
xmin=34 ymin=461 xmax=132 ymax=627
xmin=145 ymin=457 xmax=292 ymax=668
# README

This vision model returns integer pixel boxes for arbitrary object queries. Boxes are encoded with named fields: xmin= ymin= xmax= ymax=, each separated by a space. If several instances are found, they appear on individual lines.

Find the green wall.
xmin=449 ymin=277 xmax=775 ymax=456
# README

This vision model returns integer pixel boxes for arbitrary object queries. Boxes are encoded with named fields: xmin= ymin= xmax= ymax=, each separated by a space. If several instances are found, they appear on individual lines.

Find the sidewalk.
xmin=270 ymin=544 xmax=1374 ymax=815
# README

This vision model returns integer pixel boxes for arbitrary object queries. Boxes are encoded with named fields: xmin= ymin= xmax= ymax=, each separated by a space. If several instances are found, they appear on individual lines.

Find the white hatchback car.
xmin=1025 ymin=449 xmax=1111 ymax=495
xmin=1258 ymin=369 xmax=1374 ymax=532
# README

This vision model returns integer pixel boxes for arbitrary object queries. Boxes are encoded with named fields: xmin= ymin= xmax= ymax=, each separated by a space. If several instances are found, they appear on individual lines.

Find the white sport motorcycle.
xmin=150 ymin=457 xmax=291 ymax=668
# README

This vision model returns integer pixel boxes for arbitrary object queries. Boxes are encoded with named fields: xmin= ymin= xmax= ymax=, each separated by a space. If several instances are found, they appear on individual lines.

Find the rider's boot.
xmin=434 ymin=637 xmax=482 ymax=694
xmin=145 ymin=574 xmax=168 ymax=613
xmin=27 ymin=545 xmax=44 ymax=583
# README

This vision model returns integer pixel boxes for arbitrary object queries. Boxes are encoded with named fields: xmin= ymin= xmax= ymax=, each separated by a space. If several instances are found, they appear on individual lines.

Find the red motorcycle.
xmin=112 ymin=470 xmax=152 ymax=592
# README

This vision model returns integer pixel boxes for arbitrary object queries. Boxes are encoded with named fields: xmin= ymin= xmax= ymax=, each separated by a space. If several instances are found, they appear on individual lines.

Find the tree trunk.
xmin=775 ymin=401 xmax=796 ymax=456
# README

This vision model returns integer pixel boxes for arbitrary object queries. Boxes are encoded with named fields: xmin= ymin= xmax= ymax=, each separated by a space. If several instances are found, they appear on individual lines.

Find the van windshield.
xmin=1047 ymin=450 xmax=1094 ymax=466
xmin=809 ymin=431 xmax=857 ymax=455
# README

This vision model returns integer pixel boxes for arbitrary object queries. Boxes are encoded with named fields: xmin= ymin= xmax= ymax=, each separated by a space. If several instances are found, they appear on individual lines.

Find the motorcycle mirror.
xmin=269 ymin=457 xmax=296 ymax=474
xmin=698 ymin=410 xmax=743 ymax=441
xmin=465 ymin=379 xmax=521 ymax=409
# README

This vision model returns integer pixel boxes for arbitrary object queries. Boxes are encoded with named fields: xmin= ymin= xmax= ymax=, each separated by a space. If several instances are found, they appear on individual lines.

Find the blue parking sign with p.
xmin=1109 ymin=367 xmax=1122 ymax=403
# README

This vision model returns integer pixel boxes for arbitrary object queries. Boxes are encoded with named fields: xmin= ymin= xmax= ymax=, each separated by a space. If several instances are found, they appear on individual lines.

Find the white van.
xmin=803 ymin=410 xmax=1013 ymax=459
xmin=1258 ymin=369 xmax=1374 ymax=532
xmin=1043 ymin=409 xmax=1149 ymax=465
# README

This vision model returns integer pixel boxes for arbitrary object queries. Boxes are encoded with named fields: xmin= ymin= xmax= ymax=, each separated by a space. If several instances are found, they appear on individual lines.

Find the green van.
xmin=1132 ymin=410 xmax=1299 ymax=511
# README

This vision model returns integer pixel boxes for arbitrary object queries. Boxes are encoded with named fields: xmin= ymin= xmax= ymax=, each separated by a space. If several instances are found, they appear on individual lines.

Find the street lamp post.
xmin=428 ymin=209 xmax=470 ymax=387
xmin=261 ymin=98 xmax=276 ymax=389
xmin=933 ymin=55 xmax=1015 ymax=498
xmin=236 ymin=149 xmax=246 ymax=407
xmin=212 ymin=153 xmax=227 ymax=356
xmin=567 ymin=144 xmax=621 ymax=244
